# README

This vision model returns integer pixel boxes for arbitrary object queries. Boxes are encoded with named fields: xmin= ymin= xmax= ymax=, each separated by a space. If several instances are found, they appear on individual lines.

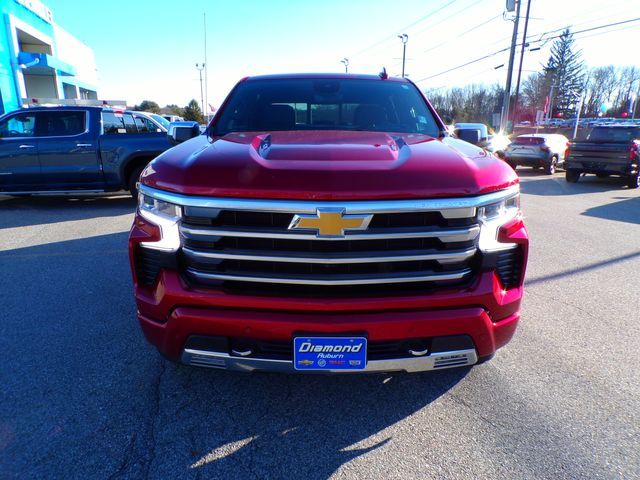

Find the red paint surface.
xmin=141 ymin=131 xmax=518 ymax=200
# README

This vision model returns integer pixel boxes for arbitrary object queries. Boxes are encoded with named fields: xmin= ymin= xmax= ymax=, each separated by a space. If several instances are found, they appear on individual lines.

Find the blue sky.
xmin=45 ymin=0 xmax=640 ymax=109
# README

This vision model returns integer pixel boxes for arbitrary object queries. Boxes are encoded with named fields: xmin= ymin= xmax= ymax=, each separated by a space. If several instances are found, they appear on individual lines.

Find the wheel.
xmin=566 ymin=170 xmax=580 ymax=183
xmin=626 ymin=173 xmax=639 ymax=189
xmin=544 ymin=155 xmax=558 ymax=175
xmin=128 ymin=165 xmax=146 ymax=198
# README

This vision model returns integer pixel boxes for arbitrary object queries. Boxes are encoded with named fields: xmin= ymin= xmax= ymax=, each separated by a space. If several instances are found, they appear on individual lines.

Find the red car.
xmin=129 ymin=74 xmax=528 ymax=373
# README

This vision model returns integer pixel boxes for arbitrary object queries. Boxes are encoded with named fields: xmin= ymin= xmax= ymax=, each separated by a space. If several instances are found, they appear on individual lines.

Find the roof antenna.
xmin=379 ymin=67 xmax=388 ymax=80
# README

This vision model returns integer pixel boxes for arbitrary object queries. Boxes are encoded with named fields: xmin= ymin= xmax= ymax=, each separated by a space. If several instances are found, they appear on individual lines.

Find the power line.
xmin=470 ymin=5 xmax=638 ymax=59
xmin=410 ymin=0 xmax=485 ymax=39
xmin=422 ymin=13 xmax=502 ymax=55
xmin=349 ymin=0 xmax=458 ymax=58
xmin=414 ymin=17 xmax=640 ymax=83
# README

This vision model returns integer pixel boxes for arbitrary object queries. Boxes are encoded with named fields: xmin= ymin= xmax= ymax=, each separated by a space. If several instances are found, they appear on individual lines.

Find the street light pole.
xmin=341 ymin=58 xmax=349 ymax=73
xmin=398 ymin=34 xmax=408 ymax=78
xmin=195 ymin=63 xmax=205 ymax=119
xmin=203 ymin=12 xmax=209 ymax=122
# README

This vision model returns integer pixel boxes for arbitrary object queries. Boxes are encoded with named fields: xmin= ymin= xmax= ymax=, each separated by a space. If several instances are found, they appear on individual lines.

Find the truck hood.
xmin=142 ymin=131 xmax=518 ymax=200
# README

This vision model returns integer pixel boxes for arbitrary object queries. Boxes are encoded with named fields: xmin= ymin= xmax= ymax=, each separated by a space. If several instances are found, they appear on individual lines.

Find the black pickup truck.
xmin=565 ymin=125 xmax=640 ymax=188
xmin=0 ymin=106 xmax=173 ymax=196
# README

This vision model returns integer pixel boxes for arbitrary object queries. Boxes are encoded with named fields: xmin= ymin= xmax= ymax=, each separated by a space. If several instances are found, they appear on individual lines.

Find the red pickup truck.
xmin=128 ymin=74 xmax=528 ymax=373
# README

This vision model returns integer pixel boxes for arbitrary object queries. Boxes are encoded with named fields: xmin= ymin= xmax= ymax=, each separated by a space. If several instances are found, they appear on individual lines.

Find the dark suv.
xmin=565 ymin=125 xmax=640 ymax=188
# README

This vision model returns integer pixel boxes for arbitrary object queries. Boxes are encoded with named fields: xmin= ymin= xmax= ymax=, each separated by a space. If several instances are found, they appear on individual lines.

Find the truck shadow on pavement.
xmin=161 ymin=364 xmax=469 ymax=479
xmin=0 ymin=194 xmax=135 ymax=229
xmin=581 ymin=195 xmax=640 ymax=225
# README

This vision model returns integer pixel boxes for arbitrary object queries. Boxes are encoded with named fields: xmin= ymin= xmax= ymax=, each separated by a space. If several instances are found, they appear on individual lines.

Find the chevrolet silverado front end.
xmin=128 ymin=74 xmax=528 ymax=373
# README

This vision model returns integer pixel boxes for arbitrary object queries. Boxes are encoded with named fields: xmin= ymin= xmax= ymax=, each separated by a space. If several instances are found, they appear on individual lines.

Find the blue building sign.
xmin=0 ymin=0 xmax=99 ymax=115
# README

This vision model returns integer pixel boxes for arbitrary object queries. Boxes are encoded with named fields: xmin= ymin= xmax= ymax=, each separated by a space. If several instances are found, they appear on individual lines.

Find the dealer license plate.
xmin=293 ymin=336 xmax=367 ymax=371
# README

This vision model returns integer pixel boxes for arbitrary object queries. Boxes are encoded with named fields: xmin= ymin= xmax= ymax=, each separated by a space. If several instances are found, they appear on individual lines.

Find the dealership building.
xmin=0 ymin=0 xmax=98 ymax=115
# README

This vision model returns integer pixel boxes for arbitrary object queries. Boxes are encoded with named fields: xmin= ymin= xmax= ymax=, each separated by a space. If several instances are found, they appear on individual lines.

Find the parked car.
xmin=454 ymin=122 xmax=489 ymax=146
xmin=132 ymin=111 xmax=168 ymax=132
xmin=504 ymin=133 xmax=570 ymax=174
xmin=129 ymin=73 xmax=529 ymax=374
xmin=133 ymin=111 xmax=171 ymax=132
xmin=565 ymin=125 xmax=640 ymax=188
xmin=0 ymin=106 xmax=176 ymax=196
xmin=162 ymin=114 xmax=184 ymax=123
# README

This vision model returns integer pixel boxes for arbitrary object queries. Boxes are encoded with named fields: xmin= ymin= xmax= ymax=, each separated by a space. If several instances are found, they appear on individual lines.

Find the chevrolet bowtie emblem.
xmin=289 ymin=208 xmax=372 ymax=237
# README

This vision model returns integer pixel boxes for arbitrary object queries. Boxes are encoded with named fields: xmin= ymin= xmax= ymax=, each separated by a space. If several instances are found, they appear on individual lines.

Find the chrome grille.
xmin=178 ymin=201 xmax=481 ymax=289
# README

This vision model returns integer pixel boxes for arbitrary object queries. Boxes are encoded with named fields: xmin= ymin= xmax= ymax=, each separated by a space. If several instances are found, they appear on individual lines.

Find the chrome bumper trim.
xmin=182 ymin=348 xmax=478 ymax=373
xmin=181 ymin=246 xmax=477 ymax=265
xmin=140 ymin=184 xmax=519 ymax=217
xmin=185 ymin=267 xmax=472 ymax=285
xmin=179 ymin=225 xmax=480 ymax=243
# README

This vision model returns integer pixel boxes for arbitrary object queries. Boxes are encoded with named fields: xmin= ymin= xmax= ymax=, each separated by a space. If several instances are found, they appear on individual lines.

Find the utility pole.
xmin=341 ymin=58 xmax=349 ymax=73
xmin=398 ymin=34 xmax=408 ymax=78
xmin=546 ymin=83 xmax=557 ymax=124
xmin=500 ymin=0 xmax=522 ymax=132
xmin=572 ymin=90 xmax=585 ymax=139
xmin=196 ymin=63 xmax=205 ymax=119
xmin=203 ymin=12 xmax=209 ymax=122
xmin=512 ymin=0 xmax=532 ymax=124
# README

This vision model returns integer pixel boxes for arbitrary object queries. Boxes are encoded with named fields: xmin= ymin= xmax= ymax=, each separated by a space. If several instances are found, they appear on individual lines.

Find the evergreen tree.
xmin=183 ymin=99 xmax=204 ymax=123
xmin=544 ymin=29 xmax=585 ymax=118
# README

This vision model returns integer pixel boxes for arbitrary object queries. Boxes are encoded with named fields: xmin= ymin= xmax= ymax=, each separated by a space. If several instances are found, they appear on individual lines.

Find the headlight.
xmin=477 ymin=192 xmax=520 ymax=252
xmin=138 ymin=191 xmax=182 ymax=251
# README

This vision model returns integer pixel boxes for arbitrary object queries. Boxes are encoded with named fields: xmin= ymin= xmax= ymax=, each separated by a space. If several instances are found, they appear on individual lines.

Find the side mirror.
xmin=457 ymin=128 xmax=481 ymax=145
xmin=168 ymin=121 xmax=200 ymax=146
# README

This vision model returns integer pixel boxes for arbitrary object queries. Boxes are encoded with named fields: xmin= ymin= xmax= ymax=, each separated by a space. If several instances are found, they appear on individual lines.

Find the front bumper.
xmin=134 ymin=269 xmax=522 ymax=372
xmin=183 ymin=346 xmax=479 ymax=373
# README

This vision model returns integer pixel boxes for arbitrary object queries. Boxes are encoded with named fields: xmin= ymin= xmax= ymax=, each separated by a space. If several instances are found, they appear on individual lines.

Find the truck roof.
xmin=8 ymin=105 xmax=134 ymax=113
xmin=243 ymin=73 xmax=410 ymax=83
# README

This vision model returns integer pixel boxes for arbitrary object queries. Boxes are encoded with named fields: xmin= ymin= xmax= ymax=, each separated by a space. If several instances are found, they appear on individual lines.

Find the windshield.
xmin=151 ymin=114 xmax=171 ymax=130
xmin=211 ymin=78 xmax=441 ymax=136
xmin=585 ymin=127 xmax=639 ymax=143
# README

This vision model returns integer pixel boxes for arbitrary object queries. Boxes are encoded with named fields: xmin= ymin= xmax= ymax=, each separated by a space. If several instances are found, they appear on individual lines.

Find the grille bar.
xmin=130 ymin=184 xmax=522 ymax=291
xmin=180 ymin=224 xmax=480 ymax=243
xmin=182 ymin=246 xmax=477 ymax=265
xmin=186 ymin=267 xmax=473 ymax=285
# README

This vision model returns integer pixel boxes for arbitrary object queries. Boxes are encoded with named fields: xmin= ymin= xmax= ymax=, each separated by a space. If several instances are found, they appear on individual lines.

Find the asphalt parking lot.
xmin=1 ymin=172 xmax=639 ymax=479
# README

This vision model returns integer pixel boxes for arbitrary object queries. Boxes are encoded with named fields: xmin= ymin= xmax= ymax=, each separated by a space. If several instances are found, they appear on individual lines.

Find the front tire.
xmin=566 ymin=170 xmax=580 ymax=183
xmin=128 ymin=165 xmax=146 ymax=198
xmin=626 ymin=173 xmax=640 ymax=189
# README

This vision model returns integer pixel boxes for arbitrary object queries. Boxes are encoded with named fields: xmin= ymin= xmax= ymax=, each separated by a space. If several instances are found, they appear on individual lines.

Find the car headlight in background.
xmin=477 ymin=192 xmax=520 ymax=252
xmin=138 ymin=192 xmax=182 ymax=251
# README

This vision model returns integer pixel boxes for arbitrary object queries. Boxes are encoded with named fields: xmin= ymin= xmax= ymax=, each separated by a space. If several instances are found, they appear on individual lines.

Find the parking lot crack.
xmin=447 ymin=391 xmax=507 ymax=429
xmin=107 ymin=432 xmax=137 ymax=480
xmin=143 ymin=360 xmax=166 ymax=480
xmin=525 ymin=289 xmax=600 ymax=321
